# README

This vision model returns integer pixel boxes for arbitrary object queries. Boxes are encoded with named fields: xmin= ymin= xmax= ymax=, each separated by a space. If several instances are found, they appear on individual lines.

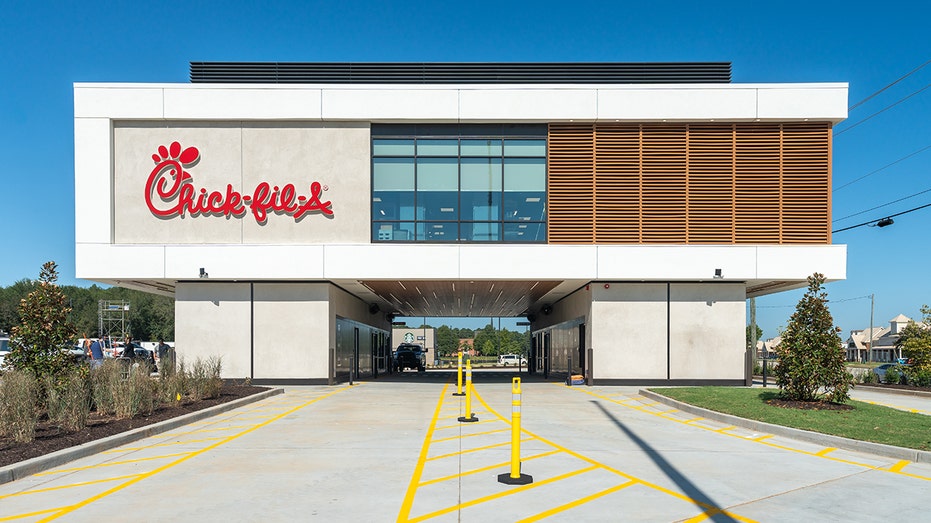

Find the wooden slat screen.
xmin=548 ymin=124 xmax=595 ymax=242
xmin=547 ymin=122 xmax=831 ymax=244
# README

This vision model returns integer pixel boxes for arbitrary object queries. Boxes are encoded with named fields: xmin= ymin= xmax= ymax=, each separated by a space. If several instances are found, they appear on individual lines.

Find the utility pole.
xmin=750 ymin=297 xmax=758 ymax=362
xmin=868 ymin=294 xmax=874 ymax=363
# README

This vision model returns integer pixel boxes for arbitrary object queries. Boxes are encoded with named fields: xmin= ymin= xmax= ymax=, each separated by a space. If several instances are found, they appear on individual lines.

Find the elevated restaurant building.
xmin=74 ymin=62 xmax=847 ymax=384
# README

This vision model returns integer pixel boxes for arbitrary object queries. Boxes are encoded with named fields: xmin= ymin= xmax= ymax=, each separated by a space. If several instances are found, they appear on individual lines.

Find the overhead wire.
xmin=832 ymin=201 xmax=931 ymax=234
xmin=832 ymin=144 xmax=931 ymax=192
xmin=847 ymin=59 xmax=931 ymax=111
xmin=834 ymin=83 xmax=931 ymax=137
xmin=833 ymin=185 xmax=931 ymax=222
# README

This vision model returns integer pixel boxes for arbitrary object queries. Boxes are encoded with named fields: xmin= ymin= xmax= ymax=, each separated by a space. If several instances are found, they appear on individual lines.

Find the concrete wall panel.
xmin=668 ymin=283 xmax=745 ymax=379
xmin=591 ymin=284 xmax=668 ymax=380
xmin=253 ymin=283 xmax=330 ymax=379
xmin=174 ymin=282 xmax=251 ymax=379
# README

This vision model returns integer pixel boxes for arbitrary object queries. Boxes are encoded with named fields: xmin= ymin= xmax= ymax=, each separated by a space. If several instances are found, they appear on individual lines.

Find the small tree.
xmin=5 ymin=262 xmax=76 ymax=378
xmin=773 ymin=273 xmax=852 ymax=403
xmin=896 ymin=305 xmax=931 ymax=372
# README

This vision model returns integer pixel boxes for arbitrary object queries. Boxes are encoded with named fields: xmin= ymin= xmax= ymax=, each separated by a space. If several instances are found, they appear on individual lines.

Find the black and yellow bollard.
xmin=458 ymin=359 xmax=478 ymax=422
xmin=498 ymin=377 xmax=532 ymax=484
xmin=453 ymin=350 xmax=465 ymax=396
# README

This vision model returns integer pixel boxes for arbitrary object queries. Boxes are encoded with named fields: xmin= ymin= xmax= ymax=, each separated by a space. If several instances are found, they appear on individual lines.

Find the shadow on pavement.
xmin=592 ymin=401 xmax=738 ymax=523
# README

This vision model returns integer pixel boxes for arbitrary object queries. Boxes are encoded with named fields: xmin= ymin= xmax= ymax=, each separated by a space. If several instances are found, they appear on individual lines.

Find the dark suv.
xmin=394 ymin=343 xmax=426 ymax=372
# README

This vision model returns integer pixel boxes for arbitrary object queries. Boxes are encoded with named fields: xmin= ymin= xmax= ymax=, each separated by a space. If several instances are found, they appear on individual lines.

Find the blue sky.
xmin=1 ymin=1 xmax=928 ymax=336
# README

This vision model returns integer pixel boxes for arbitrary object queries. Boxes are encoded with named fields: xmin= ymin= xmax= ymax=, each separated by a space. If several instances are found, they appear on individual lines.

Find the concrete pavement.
xmin=1 ymin=371 xmax=930 ymax=522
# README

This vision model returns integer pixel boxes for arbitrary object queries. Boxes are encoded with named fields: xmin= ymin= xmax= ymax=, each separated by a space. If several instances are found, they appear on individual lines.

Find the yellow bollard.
xmin=453 ymin=350 xmax=465 ymax=396
xmin=458 ymin=359 xmax=478 ymax=422
xmin=498 ymin=377 xmax=532 ymax=484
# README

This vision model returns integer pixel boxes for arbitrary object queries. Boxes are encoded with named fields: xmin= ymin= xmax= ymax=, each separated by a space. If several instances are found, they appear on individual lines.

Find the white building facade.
xmin=74 ymin=63 xmax=847 ymax=384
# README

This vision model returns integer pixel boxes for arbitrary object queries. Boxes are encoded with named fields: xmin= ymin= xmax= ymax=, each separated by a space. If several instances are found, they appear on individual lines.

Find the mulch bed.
xmin=0 ymin=384 xmax=269 ymax=468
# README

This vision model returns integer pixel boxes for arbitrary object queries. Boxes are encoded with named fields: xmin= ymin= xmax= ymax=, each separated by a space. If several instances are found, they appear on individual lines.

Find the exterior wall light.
xmin=199 ymin=267 xmax=208 ymax=278
xmin=714 ymin=268 xmax=723 ymax=279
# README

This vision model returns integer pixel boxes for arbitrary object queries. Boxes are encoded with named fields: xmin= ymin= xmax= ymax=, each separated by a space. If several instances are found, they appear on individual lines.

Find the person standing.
xmin=155 ymin=339 xmax=173 ymax=371
xmin=88 ymin=338 xmax=104 ymax=369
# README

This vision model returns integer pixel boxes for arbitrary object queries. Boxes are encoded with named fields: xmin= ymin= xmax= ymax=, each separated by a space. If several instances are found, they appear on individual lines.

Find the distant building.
xmin=755 ymin=336 xmax=781 ymax=359
xmin=845 ymin=314 xmax=912 ymax=362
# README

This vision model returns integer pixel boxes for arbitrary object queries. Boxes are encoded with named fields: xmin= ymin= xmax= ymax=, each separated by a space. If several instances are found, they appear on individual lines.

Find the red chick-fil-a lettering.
xmin=144 ymin=142 xmax=333 ymax=222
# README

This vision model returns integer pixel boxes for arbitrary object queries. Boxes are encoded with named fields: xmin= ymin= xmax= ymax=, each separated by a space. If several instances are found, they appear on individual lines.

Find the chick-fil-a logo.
xmin=145 ymin=141 xmax=333 ymax=224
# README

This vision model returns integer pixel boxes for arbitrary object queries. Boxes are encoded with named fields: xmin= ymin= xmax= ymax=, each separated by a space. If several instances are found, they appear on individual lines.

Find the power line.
xmin=848 ymin=59 xmax=931 ymax=111
xmin=834 ymin=83 xmax=931 ymax=137
xmin=832 ymin=201 xmax=931 ymax=233
xmin=833 ymin=144 xmax=931 ymax=192
xmin=833 ymin=185 xmax=931 ymax=223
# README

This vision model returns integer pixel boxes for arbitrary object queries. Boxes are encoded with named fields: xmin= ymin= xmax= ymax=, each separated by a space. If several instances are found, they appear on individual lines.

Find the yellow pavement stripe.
xmin=419 ymin=449 xmax=562 ymax=487
xmin=419 ymin=460 xmax=511 ymax=486
xmin=474 ymin=388 xmax=757 ymax=522
xmin=426 ymin=437 xmax=536 ymax=461
xmin=34 ymin=384 xmax=352 ymax=522
xmin=752 ymin=434 xmax=774 ymax=441
xmin=0 ymin=507 xmax=68 ymax=522
xmin=515 ymin=480 xmax=637 ymax=523
xmin=0 ymin=475 xmax=141 ymax=500
xmin=889 ymin=460 xmax=911 ymax=472
xmin=431 ymin=428 xmax=508 ymax=444
xmin=683 ymin=417 xmax=705 ymax=423
xmin=408 ymin=466 xmax=601 ymax=523
xmin=149 ymin=425 xmax=253 ymax=438
xmin=434 ymin=418 xmax=498 ymax=431
xmin=714 ymin=426 xmax=736 ymax=433
xmin=815 ymin=447 xmax=837 ymax=456
xmin=564 ymin=386 xmax=931 ymax=481
xmin=103 ymin=436 xmax=226 ymax=452
xmin=397 ymin=383 xmax=448 ymax=522
xmin=34 ymin=452 xmax=192 ymax=475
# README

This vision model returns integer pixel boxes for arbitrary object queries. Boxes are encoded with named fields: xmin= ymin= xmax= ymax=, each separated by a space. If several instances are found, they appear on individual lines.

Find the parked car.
xmin=0 ymin=336 xmax=9 ymax=367
xmin=498 ymin=354 xmax=527 ymax=367
xmin=873 ymin=363 xmax=909 ymax=383
xmin=395 ymin=343 xmax=425 ymax=372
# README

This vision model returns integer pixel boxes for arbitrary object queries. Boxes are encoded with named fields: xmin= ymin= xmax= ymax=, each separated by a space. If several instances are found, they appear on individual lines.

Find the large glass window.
xmin=372 ymin=125 xmax=547 ymax=243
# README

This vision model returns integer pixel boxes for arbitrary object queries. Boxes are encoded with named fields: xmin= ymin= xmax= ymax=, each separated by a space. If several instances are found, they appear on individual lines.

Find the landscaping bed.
xmin=0 ymin=383 xmax=268 ymax=468
xmin=650 ymin=386 xmax=931 ymax=451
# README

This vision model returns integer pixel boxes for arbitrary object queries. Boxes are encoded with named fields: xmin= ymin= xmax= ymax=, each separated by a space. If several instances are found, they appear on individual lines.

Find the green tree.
xmin=772 ymin=273 xmax=852 ymax=403
xmin=896 ymin=305 xmax=931 ymax=372
xmin=5 ymin=262 xmax=76 ymax=377
xmin=436 ymin=325 xmax=459 ymax=356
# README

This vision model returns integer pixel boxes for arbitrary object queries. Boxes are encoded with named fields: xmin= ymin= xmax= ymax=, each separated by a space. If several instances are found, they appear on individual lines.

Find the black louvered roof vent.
xmin=189 ymin=62 xmax=731 ymax=84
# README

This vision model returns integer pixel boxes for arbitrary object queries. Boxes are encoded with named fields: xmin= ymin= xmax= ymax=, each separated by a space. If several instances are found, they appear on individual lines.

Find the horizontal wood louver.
xmin=641 ymin=125 xmax=688 ymax=243
xmin=547 ymin=124 xmax=595 ymax=243
xmin=593 ymin=126 xmax=641 ymax=242
xmin=687 ymin=125 xmax=735 ymax=243
xmin=547 ymin=122 xmax=831 ymax=244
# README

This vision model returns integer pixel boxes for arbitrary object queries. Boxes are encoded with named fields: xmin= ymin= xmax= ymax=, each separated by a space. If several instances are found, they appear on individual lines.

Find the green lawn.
xmin=649 ymin=387 xmax=931 ymax=451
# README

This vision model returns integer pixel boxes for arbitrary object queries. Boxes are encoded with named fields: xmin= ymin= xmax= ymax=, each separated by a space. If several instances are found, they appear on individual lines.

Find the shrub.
xmin=45 ymin=368 xmax=92 ymax=432
xmin=860 ymin=370 xmax=877 ymax=384
xmin=0 ymin=370 xmax=39 ymax=443
xmin=884 ymin=366 xmax=902 ymax=385
xmin=190 ymin=356 xmax=223 ymax=401
xmin=159 ymin=357 xmax=190 ymax=404
xmin=905 ymin=367 xmax=931 ymax=387
xmin=772 ymin=273 xmax=853 ymax=403
xmin=112 ymin=365 xmax=158 ymax=419
xmin=91 ymin=360 xmax=125 ymax=416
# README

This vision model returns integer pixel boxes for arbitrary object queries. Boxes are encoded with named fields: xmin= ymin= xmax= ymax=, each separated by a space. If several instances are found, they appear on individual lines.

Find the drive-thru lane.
xmin=1 ymin=376 xmax=929 ymax=522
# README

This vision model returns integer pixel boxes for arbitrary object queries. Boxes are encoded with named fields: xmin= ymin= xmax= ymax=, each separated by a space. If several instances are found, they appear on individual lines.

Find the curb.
xmin=0 ymin=388 xmax=284 ymax=485
xmin=639 ymin=389 xmax=931 ymax=465
xmin=853 ymin=384 xmax=931 ymax=398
